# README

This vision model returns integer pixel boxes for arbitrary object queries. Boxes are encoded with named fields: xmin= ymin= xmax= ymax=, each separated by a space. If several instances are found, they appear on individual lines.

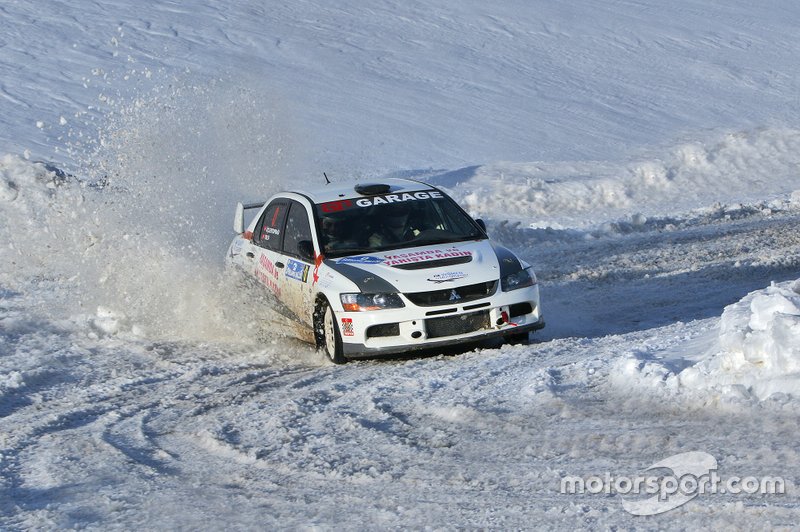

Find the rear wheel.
xmin=316 ymin=300 xmax=346 ymax=364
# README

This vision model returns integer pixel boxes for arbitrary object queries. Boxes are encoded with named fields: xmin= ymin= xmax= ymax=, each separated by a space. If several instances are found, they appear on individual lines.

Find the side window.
xmin=283 ymin=202 xmax=313 ymax=258
xmin=255 ymin=201 xmax=288 ymax=250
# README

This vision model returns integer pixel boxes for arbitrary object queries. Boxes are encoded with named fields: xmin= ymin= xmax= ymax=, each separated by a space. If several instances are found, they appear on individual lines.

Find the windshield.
xmin=315 ymin=190 xmax=485 ymax=257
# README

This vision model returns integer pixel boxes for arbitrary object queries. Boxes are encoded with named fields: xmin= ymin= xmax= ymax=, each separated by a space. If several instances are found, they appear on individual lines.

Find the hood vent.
xmin=392 ymin=255 xmax=472 ymax=270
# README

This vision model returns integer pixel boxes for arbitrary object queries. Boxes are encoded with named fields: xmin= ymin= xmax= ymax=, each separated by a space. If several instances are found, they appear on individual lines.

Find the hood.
xmin=323 ymin=240 xmax=519 ymax=294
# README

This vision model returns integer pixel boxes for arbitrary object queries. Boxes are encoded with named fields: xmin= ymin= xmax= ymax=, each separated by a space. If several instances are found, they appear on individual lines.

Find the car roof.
xmin=291 ymin=178 xmax=437 ymax=204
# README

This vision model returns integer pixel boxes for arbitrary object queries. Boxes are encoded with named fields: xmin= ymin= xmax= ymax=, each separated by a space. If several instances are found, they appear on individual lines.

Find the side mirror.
xmin=297 ymin=240 xmax=315 ymax=262
xmin=475 ymin=218 xmax=487 ymax=233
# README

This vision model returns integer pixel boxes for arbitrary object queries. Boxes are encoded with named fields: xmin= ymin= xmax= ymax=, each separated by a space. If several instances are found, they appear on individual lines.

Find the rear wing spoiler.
xmin=234 ymin=201 xmax=266 ymax=233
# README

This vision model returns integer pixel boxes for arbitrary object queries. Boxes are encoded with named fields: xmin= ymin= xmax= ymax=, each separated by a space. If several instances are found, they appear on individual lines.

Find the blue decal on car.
xmin=427 ymin=271 xmax=467 ymax=283
xmin=286 ymin=259 xmax=310 ymax=282
xmin=335 ymin=255 xmax=385 ymax=265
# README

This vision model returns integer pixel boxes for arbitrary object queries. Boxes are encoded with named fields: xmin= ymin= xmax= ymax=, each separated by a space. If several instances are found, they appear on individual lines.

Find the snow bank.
xmin=614 ymin=279 xmax=800 ymax=403
xmin=679 ymin=280 xmax=800 ymax=401
xmin=433 ymin=128 xmax=800 ymax=229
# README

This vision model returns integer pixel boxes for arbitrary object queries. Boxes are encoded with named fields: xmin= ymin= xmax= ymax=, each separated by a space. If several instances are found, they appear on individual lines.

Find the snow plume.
xmin=70 ymin=79 xmax=298 ymax=259
xmin=0 ymin=155 xmax=87 ymax=285
xmin=1 ymin=81 xmax=298 ymax=342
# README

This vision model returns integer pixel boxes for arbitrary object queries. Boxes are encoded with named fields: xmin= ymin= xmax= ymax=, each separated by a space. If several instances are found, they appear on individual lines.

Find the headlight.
xmin=340 ymin=293 xmax=405 ymax=311
xmin=501 ymin=267 xmax=537 ymax=292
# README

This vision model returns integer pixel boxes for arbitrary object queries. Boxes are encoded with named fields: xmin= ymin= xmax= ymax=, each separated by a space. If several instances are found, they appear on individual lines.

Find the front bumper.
xmin=338 ymin=284 xmax=543 ymax=359
xmin=342 ymin=315 xmax=545 ymax=358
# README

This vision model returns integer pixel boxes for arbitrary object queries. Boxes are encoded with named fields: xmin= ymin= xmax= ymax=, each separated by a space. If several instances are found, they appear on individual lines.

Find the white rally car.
xmin=226 ymin=178 xmax=544 ymax=363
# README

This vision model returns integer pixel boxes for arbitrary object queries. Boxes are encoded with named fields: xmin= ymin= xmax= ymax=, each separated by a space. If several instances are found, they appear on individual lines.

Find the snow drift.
xmin=616 ymin=279 xmax=800 ymax=404
xmin=679 ymin=279 xmax=800 ymax=401
xmin=431 ymin=127 xmax=800 ymax=229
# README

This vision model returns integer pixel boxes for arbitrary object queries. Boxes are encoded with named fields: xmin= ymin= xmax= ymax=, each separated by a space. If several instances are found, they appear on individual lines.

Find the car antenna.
xmin=323 ymin=172 xmax=331 ymax=185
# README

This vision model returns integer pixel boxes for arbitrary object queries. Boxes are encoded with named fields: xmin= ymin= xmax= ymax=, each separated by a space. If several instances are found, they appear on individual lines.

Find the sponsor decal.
xmin=382 ymin=247 xmax=471 ymax=267
xmin=285 ymin=259 xmax=310 ymax=283
xmin=427 ymin=271 xmax=467 ymax=283
xmin=341 ymin=318 xmax=354 ymax=336
xmin=320 ymin=199 xmax=353 ymax=213
xmin=260 ymin=225 xmax=280 ymax=241
xmin=256 ymin=254 xmax=281 ymax=296
xmin=317 ymin=271 xmax=335 ymax=289
xmin=336 ymin=255 xmax=385 ymax=265
xmin=354 ymin=190 xmax=442 ymax=207
xmin=260 ymin=205 xmax=283 ymax=241
xmin=316 ymin=190 xmax=443 ymax=213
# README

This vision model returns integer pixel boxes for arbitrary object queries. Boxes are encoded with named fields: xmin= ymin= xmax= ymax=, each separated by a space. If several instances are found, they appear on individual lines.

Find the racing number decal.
xmin=285 ymin=259 xmax=310 ymax=283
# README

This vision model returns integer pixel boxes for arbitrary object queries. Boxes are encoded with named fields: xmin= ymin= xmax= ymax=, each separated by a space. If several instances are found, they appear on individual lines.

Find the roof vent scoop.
xmin=354 ymin=183 xmax=391 ymax=195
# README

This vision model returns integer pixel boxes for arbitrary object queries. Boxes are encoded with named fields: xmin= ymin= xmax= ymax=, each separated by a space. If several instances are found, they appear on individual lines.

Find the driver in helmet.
xmin=368 ymin=203 xmax=420 ymax=247
xmin=322 ymin=215 xmax=359 ymax=252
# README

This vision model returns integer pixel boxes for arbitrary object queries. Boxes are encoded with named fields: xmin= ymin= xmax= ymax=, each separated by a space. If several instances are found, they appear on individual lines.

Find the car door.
xmin=279 ymin=200 xmax=316 ymax=326
xmin=250 ymin=199 xmax=289 ymax=300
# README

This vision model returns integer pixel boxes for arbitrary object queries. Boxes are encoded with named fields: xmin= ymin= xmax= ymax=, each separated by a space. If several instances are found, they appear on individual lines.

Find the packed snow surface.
xmin=2 ymin=0 xmax=800 ymax=529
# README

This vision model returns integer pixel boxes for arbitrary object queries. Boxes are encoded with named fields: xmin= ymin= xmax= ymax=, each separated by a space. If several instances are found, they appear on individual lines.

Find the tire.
xmin=315 ymin=300 xmax=347 ymax=364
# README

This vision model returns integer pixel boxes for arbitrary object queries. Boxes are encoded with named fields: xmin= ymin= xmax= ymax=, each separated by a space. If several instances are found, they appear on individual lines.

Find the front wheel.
xmin=315 ymin=300 xmax=347 ymax=364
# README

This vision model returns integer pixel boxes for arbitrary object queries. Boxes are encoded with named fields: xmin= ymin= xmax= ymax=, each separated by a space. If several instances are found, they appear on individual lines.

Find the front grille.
xmin=426 ymin=310 xmax=490 ymax=339
xmin=405 ymin=281 xmax=497 ymax=307
xmin=366 ymin=323 xmax=400 ymax=338
xmin=392 ymin=256 xmax=472 ymax=270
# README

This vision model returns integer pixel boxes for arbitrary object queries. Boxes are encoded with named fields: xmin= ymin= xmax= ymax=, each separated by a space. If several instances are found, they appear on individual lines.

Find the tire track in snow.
xmin=0 ymin=340 xmax=320 ymax=517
